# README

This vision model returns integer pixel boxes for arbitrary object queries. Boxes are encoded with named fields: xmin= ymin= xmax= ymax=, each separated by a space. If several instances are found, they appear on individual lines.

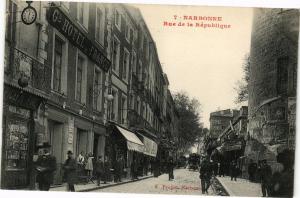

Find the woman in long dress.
xmin=85 ymin=152 xmax=94 ymax=181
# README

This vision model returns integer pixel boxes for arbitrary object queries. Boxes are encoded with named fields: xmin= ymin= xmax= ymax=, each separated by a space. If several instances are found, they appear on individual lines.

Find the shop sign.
xmin=47 ymin=7 xmax=111 ymax=72
xmin=142 ymin=135 xmax=158 ymax=157
xmin=8 ymin=105 xmax=30 ymax=118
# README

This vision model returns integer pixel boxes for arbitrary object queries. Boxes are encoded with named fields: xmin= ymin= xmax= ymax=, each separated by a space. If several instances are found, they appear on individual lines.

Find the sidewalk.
xmin=216 ymin=176 xmax=262 ymax=197
xmin=50 ymin=175 xmax=153 ymax=192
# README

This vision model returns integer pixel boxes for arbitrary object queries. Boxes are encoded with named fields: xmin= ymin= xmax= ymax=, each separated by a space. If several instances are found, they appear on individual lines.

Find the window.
xmin=77 ymin=2 xmax=89 ymax=29
xmin=96 ymin=7 xmax=105 ymax=45
xmin=277 ymin=57 xmax=289 ymax=95
xmin=115 ymin=9 xmax=121 ymax=30
xmin=139 ymin=34 xmax=144 ymax=51
xmin=144 ymin=38 xmax=148 ymax=58
xmin=76 ymin=54 xmax=87 ymax=103
xmin=122 ymin=49 xmax=130 ymax=81
xmin=53 ymin=37 xmax=63 ymax=92
xmin=94 ymin=67 xmax=102 ymax=111
xmin=5 ymin=0 xmax=16 ymax=43
xmin=112 ymin=37 xmax=120 ymax=73
xmin=125 ymin=22 xmax=132 ymax=42
xmin=132 ymin=51 xmax=137 ymax=73
xmin=121 ymin=96 xmax=127 ymax=124
xmin=76 ymin=56 xmax=83 ymax=102
xmin=138 ymin=61 xmax=142 ymax=81
xmin=130 ymin=94 xmax=135 ymax=110
xmin=111 ymin=89 xmax=118 ymax=121
xmin=136 ymin=97 xmax=140 ymax=114
xmin=5 ymin=0 xmax=17 ymax=71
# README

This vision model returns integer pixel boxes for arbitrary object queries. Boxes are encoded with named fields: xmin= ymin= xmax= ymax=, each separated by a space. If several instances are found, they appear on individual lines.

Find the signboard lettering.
xmin=47 ymin=7 xmax=111 ymax=72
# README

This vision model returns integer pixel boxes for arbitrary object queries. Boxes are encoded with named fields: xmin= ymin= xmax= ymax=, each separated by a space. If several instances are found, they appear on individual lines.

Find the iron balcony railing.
xmin=5 ymin=45 xmax=51 ymax=93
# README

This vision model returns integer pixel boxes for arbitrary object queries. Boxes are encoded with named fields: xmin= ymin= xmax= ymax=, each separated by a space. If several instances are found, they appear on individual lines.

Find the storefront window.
xmin=5 ymin=106 xmax=30 ymax=171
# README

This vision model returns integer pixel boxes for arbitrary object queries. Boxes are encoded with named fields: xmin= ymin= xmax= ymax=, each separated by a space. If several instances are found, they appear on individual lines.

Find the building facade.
xmin=245 ymin=8 xmax=299 ymax=171
xmin=1 ymin=1 xmax=180 ymax=188
xmin=209 ymin=109 xmax=239 ymax=139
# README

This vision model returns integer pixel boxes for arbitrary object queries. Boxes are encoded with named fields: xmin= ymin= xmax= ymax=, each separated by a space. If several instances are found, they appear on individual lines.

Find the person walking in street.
xmin=35 ymin=142 xmax=57 ymax=191
xmin=95 ymin=156 xmax=104 ymax=186
xmin=153 ymin=158 xmax=160 ymax=177
xmin=199 ymin=157 xmax=213 ymax=194
xmin=63 ymin=150 xmax=77 ymax=192
xmin=131 ymin=158 xmax=138 ymax=180
xmin=113 ymin=157 xmax=122 ymax=183
xmin=260 ymin=159 xmax=272 ymax=197
xmin=269 ymin=149 xmax=294 ymax=197
xmin=85 ymin=152 xmax=94 ymax=182
xmin=230 ymin=160 xmax=238 ymax=181
xmin=103 ymin=156 xmax=110 ymax=183
xmin=248 ymin=159 xmax=257 ymax=182
xmin=167 ymin=157 xmax=175 ymax=181
xmin=219 ymin=160 xmax=225 ymax=177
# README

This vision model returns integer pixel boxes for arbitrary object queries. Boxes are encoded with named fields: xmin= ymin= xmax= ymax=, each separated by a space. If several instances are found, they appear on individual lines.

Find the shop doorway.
xmin=93 ymin=133 xmax=100 ymax=158
xmin=48 ymin=120 xmax=64 ymax=184
xmin=76 ymin=128 xmax=88 ymax=157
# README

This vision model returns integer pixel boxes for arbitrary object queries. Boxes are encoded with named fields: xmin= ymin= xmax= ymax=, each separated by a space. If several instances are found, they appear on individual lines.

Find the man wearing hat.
xmin=260 ymin=159 xmax=272 ymax=197
xmin=63 ymin=150 xmax=78 ymax=192
xmin=35 ymin=142 xmax=57 ymax=191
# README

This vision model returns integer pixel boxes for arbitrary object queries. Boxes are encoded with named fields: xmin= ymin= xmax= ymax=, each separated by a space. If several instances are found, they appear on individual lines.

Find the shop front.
xmin=136 ymin=133 xmax=158 ymax=176
xmin=106 ymin=123 xmax=145 ymax=179
xmin=1 ymin=85 xmax=47 ymax=189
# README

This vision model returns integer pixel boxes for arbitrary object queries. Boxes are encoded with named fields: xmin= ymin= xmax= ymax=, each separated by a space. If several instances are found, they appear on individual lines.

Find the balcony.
xmin=5 ymin=46 xmax=51 ymax=95
xmin=128 ymin=109 xmax=157 ymax=134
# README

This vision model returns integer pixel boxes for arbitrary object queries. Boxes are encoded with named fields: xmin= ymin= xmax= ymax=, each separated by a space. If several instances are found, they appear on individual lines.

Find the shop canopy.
xmin=115 ymin=126 xmax=145 ymax=153
xmin=138 ymin=133 xmax=158 ymax=157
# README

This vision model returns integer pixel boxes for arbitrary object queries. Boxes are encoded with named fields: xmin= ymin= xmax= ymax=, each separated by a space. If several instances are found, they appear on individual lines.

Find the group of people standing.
xmin=247 ymin=150 xmax=294 ymax=197
xmin=34 ymin=142 xmax=119 ymax=192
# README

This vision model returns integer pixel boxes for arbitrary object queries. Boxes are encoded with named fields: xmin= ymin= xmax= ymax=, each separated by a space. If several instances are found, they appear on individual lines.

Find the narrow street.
xmin=93 ymin=168 xmax=214 ymax=195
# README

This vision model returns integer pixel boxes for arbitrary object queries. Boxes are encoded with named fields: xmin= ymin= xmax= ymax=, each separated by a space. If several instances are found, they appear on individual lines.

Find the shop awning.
xmin=139 ymin=134 xmax=158 ymax=157
xmin=115 ymin=126 xmax=145 ymax=153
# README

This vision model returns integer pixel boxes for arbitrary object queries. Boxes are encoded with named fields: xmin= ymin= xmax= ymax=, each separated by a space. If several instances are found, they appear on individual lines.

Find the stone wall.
xmin=248 ymin=8 xmax=298 ymax=146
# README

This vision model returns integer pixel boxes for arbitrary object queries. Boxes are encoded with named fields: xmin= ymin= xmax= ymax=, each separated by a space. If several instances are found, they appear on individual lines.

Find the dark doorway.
xmin=93 ymin=133 xmax=100 ymax=158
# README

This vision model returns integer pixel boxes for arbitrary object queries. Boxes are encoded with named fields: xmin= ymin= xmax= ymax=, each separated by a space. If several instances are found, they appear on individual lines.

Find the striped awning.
xmin=115 ymin=126 xmax=145 ymax=153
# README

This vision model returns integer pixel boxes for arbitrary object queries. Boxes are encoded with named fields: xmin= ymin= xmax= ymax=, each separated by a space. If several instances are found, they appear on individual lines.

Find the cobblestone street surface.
xmin=94 ymin=168 xmax=214 ymax=195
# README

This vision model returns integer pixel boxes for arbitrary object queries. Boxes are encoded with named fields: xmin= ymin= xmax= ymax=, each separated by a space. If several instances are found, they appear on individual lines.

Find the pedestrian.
xmin=35 ymin=142 xmax=57 ymax=191
xmin=167 ymin=157 xmax=175 ymax=181
xmin=199 ymin=157 xmax=213 ymax=194
xmin=260 ymin=159 xmax=272 ymax=197
xmin=113 ymin=157 xmax=122 ymax=183
xmin=153 ymin=158 xmax=160 ymax=177
xmin=63 ymin=150 xmax=77 ymax=192
xmin=103 ymin=156 xmax=110 ymax=183
xmin=248 ymin=159 xmax=257 ymax=182
xmin=230 ymin=160 xmax=238 ymax=181
xmin=269 ymin=149 xmax=294 ymax=197
xmin=85 ymin=152 xmax=94 ymax=182
xmin=95 ymin=156 xmax=104 ymax=186
xmin=131 ymin=158 xmax=138 ymax=180
xmin=77 ymin=151 xmax=85 ymax=167
xmin=219 ymin=160 xmax=225 ymax=177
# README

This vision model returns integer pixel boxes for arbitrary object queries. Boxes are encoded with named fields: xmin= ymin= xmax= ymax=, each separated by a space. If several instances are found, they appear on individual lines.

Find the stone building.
xmin=245 ymin=8 xmax=299 ymax=171
xmin=209 ymin=109 xmax=239 ymax=139
xmin=1 ymin=1 xmax=180 ymax=188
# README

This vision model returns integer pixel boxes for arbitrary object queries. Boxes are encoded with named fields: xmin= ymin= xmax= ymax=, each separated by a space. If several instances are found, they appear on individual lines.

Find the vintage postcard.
xmin=0 ymin=0 xmax=299 ymax=197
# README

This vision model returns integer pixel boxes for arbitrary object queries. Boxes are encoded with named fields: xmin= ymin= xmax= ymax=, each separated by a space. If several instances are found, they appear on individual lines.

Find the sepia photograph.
xmin=0 ymin=0 xmax=299 ymax=197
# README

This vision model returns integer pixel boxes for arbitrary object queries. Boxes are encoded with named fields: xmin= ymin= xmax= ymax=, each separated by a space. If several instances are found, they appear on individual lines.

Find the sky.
xmin=135 ymin=4 xmax=253 ymax=128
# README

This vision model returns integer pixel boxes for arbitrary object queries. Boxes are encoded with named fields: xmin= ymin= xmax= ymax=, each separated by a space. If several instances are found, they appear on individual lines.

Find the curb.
xmin=212 ymin=177 xmax=230 ymax=196
xmin=78 ymin=175 xmax=154 ymax=192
